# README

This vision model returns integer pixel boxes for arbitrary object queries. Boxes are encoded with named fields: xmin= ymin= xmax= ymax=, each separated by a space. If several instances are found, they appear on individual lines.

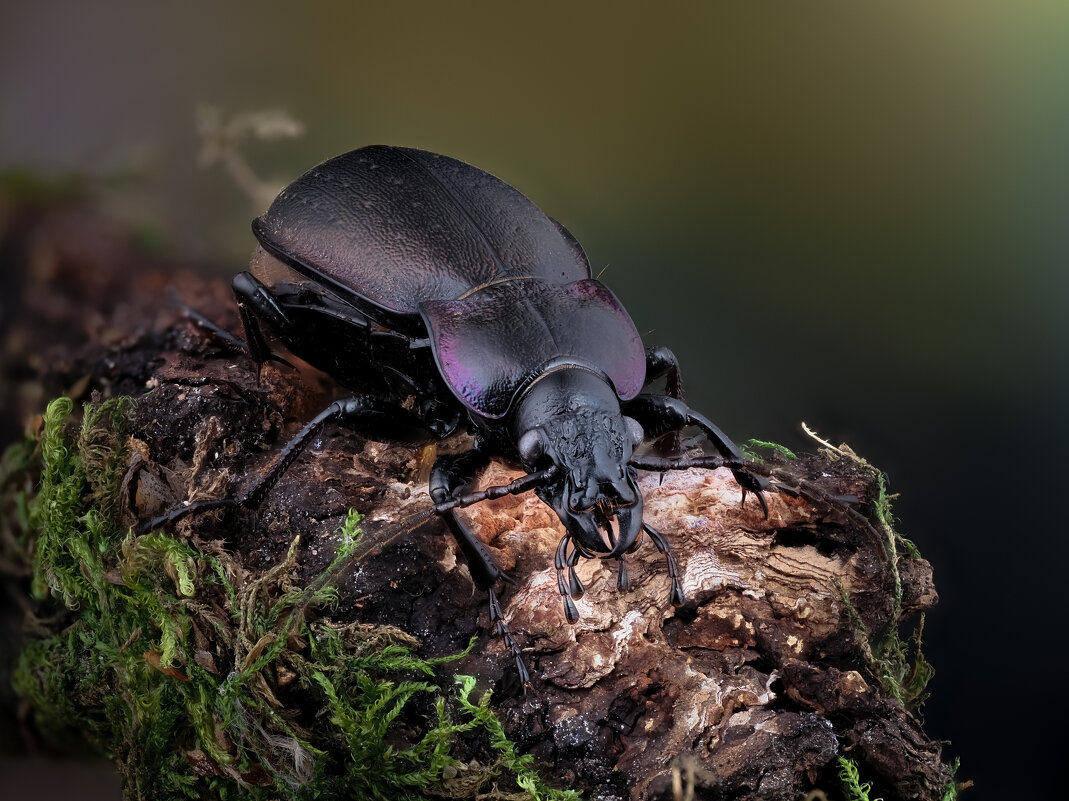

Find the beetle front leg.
xmin=624 ymin=393 xmax=769 ymax=516
xmin=430 ymin=450 xmax=531 ymax=684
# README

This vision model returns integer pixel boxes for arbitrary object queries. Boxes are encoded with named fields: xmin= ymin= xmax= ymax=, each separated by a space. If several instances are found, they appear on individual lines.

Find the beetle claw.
xmin=740 ymin=487 xmax=770 ymax=519
xmin=734 ymin=470 xmax=770 ymax=519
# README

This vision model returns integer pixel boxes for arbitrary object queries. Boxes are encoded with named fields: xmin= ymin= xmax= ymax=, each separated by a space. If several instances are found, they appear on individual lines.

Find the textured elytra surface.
xmin=255 ymin=146 xmax=590 ymax=315
xmin=1 ymin=205 xmax=953 ymax=801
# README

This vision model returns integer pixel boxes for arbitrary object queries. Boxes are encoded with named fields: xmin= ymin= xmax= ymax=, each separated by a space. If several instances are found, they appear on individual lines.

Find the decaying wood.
xmin=1 ymin=204 xmax=951 ymax=800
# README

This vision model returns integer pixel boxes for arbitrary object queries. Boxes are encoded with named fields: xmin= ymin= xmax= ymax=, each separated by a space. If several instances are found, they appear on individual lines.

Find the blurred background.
xmin=2 ymin=2 xmax=1066 ymax=798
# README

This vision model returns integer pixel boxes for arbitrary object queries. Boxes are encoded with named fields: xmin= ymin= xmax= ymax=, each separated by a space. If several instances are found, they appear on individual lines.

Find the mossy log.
xmin=0 ymin=203 xmax=955 ymax=800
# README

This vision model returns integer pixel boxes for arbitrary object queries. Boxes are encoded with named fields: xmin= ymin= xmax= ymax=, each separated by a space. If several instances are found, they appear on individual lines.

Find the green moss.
xmin=742 ymin=439 xmax=798 ymax=460
xmin=836 ymin=580 xmax=933 ymax=713
xmin=838 ymin=757 xmax=883 ymax=801
xmin=802 ymin=424 xmax=934 ymax=712
xmin=0 ymin=430 xmax=38 ymax=562
xmin=940 ymin=758 xmax=971 ymax=800
xmin=11 ymin=398 xmax=577 ymax=801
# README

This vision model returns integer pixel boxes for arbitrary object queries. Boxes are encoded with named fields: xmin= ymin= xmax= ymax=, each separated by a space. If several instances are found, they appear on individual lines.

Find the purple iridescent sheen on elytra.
xmin=421 ymin=278 xmax=645 ymax=418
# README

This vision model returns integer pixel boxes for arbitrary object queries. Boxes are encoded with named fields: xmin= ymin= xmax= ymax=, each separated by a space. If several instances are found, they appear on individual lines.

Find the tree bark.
xmin=0 ymin=202 xmax=954 ymax=801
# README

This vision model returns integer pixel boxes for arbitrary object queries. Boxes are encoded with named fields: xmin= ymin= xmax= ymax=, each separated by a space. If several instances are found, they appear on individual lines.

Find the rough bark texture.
xmin=1 ymin=202 xmax=952 ymax=800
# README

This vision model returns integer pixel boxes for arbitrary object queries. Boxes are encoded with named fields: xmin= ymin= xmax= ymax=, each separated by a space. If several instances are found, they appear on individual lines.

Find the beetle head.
xmin=514 ymin=367 xmax=645 ymax=558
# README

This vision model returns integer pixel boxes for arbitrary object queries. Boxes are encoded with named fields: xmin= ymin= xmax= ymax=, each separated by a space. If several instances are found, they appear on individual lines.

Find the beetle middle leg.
xmin=139 ymin=395 xmax=445 ymax=533
xmin=232 ymin=270 xmax=438 ymax=400
xmin=430 ymin=450 xmax=531 ymax=684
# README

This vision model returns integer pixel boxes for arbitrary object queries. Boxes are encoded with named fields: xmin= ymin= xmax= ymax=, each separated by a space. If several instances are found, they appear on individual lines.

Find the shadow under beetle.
xmin=146 ymin=145 xmax=769 ymax=683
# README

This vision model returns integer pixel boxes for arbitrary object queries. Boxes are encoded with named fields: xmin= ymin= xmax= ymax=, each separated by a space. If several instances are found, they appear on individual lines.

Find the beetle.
xmin=146 ymin=145 xmax=769 ymax=682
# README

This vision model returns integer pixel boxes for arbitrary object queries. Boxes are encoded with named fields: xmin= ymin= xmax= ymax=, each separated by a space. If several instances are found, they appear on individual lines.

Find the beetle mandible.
xmin=147 ymin=145 xmax=769 ymax=682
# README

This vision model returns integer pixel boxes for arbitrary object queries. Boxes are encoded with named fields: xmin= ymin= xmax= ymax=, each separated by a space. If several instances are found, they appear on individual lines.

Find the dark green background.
xmin=3 ymin=2 xmax=1066 ymax=798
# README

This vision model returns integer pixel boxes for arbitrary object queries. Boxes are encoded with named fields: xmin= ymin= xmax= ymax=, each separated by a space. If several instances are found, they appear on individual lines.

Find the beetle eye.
xmin=624 ymin=416 xmax=644 ymax=447
xmin=518 ymin=428 xmax=546 ymax=464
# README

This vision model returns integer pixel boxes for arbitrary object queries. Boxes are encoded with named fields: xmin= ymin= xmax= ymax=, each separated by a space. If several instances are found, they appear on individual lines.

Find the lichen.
xmin=10 ymin=397 xmax=577 ymax=801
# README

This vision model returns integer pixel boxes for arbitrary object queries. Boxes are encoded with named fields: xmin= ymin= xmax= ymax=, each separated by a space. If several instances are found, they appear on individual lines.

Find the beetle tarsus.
xmin=734 ymin=471 xmax=771 ymax=519
xmin=487 ymin=586 xmax=530 ymax=685
xmin=174 ymin=297 xmax=249 ymax=354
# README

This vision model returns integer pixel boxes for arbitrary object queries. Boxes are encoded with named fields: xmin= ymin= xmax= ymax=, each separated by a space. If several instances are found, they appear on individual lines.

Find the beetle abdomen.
xmin=421 ymin=278 xmax=646 ymax=418
xmin=253 ymin=146 xmax=590 ymax=316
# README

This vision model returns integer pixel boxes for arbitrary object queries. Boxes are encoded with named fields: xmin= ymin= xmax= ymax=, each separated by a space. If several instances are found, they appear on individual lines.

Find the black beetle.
xmin=147 ymin=145 xmax=769 ymax=682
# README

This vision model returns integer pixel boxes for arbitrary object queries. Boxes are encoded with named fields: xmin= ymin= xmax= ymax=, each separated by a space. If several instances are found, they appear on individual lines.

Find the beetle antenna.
xmin=138 ymin=465 xmax=560 ymax=537
xmin=432 ymin=465 xmax=560 ymax=515
xmin=136 ymin=497 xmax=238 ymax=535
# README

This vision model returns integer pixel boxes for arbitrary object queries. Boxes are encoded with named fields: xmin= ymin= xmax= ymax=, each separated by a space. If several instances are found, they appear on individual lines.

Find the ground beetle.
xmin=146 ymin=145 xmax=769 ymax=682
